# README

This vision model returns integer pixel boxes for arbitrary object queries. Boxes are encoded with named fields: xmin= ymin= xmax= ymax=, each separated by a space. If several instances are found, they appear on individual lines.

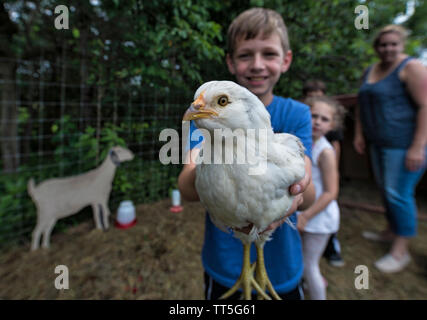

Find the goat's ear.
xmin=109 ymin=149 xmax=120 ymax=164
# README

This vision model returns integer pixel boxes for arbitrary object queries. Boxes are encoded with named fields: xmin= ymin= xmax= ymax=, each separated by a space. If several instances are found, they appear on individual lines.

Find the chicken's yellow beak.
xmin=183 ymin=91 xmax=218 ymax=121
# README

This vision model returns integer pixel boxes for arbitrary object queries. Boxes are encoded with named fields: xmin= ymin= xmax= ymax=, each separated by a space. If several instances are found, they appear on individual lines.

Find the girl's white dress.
xmin=301 ymin=135 xmax=340 ymax=234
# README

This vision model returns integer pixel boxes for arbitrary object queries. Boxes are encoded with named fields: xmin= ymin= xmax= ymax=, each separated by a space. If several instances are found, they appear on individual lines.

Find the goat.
xmin=28 ymin=146 xmax=134 ymax=250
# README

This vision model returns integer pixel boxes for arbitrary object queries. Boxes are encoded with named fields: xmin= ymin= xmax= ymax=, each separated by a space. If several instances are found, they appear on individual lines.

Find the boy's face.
xmin=226 ymin=32 xmax=292 ymax=106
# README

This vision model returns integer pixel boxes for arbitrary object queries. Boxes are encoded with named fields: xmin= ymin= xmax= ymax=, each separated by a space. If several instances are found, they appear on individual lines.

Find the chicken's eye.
xmin=217 ymin=95 xmax=229 ymax=107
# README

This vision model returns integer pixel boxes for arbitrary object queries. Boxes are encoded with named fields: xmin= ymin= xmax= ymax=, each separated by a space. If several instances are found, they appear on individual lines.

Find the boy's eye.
xmin=217 ymin=95 xmax=229 ymax=107
xmin=237 ymin=53 xmax=250 ymax=59
xmin=380 ymin=42 xmax=397 ymax=47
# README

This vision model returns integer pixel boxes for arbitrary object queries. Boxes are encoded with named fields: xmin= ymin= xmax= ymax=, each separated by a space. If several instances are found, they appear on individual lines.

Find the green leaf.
xmin=72 ymin=28 xmax=80 ymax=39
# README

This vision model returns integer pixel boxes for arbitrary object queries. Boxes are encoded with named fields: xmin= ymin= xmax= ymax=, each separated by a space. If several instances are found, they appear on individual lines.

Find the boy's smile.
xmin=227 ymin=33 xmax=292 ymax=106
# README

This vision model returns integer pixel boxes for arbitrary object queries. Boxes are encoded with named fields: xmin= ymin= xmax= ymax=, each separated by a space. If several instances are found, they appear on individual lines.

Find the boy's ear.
xmin=226 ymin=54 xmax=236 ymax=75
xmin=281 ymin=50 xmax=293 ymax=73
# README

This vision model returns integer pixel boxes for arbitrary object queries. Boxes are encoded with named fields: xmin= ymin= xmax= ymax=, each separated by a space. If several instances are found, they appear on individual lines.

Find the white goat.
xmin=28 ymin=146 xmax=134 ymax=250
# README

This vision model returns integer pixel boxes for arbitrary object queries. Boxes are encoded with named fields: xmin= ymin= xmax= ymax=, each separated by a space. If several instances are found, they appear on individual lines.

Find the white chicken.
xmin=183 ymin=81 xmax=306 ymax=300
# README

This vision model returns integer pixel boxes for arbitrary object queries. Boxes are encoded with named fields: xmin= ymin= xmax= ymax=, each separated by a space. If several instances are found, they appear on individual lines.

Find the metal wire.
xmin=0 ymin=58 xmax=189 ymax=247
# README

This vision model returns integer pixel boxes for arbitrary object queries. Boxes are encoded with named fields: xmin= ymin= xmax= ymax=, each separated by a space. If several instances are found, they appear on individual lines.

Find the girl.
xmin=297 ymin=96 xmax=346 ymax=300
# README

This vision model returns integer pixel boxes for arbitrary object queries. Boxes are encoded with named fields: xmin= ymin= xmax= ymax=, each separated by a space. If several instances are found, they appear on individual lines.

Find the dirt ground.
xmin=1 ymin=179 xmax=427 ymax=300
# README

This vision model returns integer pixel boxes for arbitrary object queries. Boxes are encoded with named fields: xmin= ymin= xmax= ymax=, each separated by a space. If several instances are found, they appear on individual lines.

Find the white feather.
xmin=192 ymin=81 xmax=305 ymax=244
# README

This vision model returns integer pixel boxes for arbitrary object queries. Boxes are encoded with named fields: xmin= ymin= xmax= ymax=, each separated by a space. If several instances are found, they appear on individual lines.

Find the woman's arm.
xmin=353 ymin=105 xmax=366 ymax=155
xmin=297 ymin=148 xmax=338 ymax=231
xmin=402 ymin=60 xmax=427 ymax=171
xmin=353 ymin=67 xmax=371 ymax=155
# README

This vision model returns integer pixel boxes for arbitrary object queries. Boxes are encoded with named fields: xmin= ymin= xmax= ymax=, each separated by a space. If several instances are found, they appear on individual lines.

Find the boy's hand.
xmin=263 ymin=156 xmax=313 ymax=233
xmin=289 ymin=169 xmax=311 ymax=195
xmin=237 ymin=157 xmax=313 ymax=235
xmin=260 ymin=193 xmax=303 ymax=233
xmin=237 ymin=192 xmax=304 ymax=235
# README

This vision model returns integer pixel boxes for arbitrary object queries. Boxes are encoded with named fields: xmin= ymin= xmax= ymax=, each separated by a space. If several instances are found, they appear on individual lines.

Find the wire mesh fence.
xmin=0 ymin=57 xmax=190 ymax=248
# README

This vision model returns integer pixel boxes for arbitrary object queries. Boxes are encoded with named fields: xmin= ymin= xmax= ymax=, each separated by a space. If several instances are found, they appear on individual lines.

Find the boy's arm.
xmin=294 ymin=155 xmax=315 ymax=211
xmin=178 ymin=148 xmax=201 ymax=202
xmin=289 ymin=105 xmax=315 ymax=210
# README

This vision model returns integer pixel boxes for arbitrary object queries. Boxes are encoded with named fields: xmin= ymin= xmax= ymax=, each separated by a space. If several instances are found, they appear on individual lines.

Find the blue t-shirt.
xmin=189 ymin=95 xmax=312 ymax=293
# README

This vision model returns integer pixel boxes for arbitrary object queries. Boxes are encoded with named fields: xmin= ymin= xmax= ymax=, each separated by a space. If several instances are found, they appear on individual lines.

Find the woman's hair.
xmin=373 ymin=24 xmax=408 ymax=48
xmin=303 ymin=96 xmax=347 ymax=130
xmin=227 ymin=8 xmax=290 ymax=57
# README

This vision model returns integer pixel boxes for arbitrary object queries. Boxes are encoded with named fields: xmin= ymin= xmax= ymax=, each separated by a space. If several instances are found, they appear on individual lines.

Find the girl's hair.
xmin=373 ymin=24 xmax=408 ymax=48
xmin=227 ymin=8 xmax=290 ymax=57
xmin=303 ymin=96 xmax=347 ymax=130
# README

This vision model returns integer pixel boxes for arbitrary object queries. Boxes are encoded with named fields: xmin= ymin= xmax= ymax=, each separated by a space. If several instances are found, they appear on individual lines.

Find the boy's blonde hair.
xmin=227 ymin=8 xmax=290 ymax=56
xmin=303 ymin=96 xmax=347 ymax=130
xmin=373 ymin=24 xmax=408 ymax=48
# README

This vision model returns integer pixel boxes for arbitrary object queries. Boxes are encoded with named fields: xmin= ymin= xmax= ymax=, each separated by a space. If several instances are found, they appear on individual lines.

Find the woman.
xmin=354 ymin=25 xmax=427 ymax=273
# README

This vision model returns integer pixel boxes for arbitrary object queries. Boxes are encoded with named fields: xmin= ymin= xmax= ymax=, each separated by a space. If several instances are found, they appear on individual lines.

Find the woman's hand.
xmin=354 ymin=105 xmax=366 ymax=155
xmin=406 ymin=144 xmax=426 ymax=171
xmin=353 ymin=133 xmax=366 ymax=155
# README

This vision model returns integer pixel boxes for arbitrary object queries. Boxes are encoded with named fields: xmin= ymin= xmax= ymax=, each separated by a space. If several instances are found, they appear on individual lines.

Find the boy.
xmin=303 ymin=79 xmax=327 ymax=98
xmin=178 ymin=8 xmax=315 ymax=299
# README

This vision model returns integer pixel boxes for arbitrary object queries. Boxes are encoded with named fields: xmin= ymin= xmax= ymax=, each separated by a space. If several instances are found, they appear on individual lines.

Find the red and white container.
xmin=115 ymin=200 xmax=137 ymax=229
xmin=170 ymin=189 xmax=183 ymax=213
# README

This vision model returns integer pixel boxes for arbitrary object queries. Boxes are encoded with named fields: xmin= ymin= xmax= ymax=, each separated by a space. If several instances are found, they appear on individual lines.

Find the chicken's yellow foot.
xmin=219 ymin=243 xmax=271 ymax=300
xmin=255 ymin=243 xmax=281 ymax=300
